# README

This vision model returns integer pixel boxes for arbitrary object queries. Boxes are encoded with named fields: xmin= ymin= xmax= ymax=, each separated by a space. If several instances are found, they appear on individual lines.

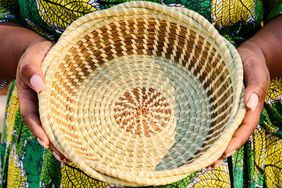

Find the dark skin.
xmin=0 ymin=15 xmax=282 ymax=164
xmin=0 ymin=23 xmax=42 ymax=79
xmin=0 ymin=23 xmax=65 ymax=161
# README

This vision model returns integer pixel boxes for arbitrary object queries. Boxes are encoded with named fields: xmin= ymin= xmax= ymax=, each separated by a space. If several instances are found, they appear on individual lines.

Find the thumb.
xmin=18 ymin=40 xmax=52 ymax=92
xmin=237 ymin=45 xmax=270 ymax=111
xmin=243 ymin=59 xmax=269 ymax=112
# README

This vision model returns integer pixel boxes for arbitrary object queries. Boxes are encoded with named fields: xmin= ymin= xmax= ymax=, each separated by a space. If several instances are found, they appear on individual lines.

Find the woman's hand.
xmin=16 ymin=39 xmax=67 ymax=162
xmin=208 ymin=41 xmax=270 ymax=169
xmin=209 ymin=15 xmax=282 ymax=169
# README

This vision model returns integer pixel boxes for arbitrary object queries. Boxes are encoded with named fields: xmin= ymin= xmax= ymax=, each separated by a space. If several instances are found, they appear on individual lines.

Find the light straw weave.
xmin=39 ymin=1 xmax=246 ymax=186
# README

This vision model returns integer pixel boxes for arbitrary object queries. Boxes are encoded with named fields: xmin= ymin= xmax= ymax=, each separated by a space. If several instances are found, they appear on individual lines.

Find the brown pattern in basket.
xmin=39 ymin=1 xmax=246 ymax=186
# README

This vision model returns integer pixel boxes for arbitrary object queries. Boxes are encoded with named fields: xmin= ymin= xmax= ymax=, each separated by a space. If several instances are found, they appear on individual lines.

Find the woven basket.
xmin=39 ymin=1 xmax=246 ymax=186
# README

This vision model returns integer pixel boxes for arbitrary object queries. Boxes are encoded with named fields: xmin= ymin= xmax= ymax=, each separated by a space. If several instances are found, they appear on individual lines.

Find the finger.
xmin=243 ymin=63 xmax=269 ymax=111
xmin=223 ymin=101 xmax=263 ymax=157
xmin=237 ymin=46 xmax=270 ymax=111
xmin=19 ymin=88 xmax=68 ymax=162
xmin=19 ymin=88 xmax=50 ymax=145
xmin=37 ymin=131 xmax=68 ymax=162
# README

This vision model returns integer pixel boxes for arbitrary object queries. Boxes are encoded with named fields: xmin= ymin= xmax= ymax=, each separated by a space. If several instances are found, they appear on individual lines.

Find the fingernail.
xmin=30 ymin=75 xmax=45 ymax=92
xmin=37 ymin=137 xmax=49 ymax=148
xmin=246 ymin=93 xmax=259 ymax=111
xmin=53 ymin=151 xmax=64 ymax=163
xmin=225 ymin=150 xmax=236 ymax=158
xmin=63 ymin=158 xmax=69 ymax=163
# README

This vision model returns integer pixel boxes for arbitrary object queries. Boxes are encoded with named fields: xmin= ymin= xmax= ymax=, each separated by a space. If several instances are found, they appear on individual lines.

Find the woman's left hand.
xmin=208 ymin=41 xmax=270 ymax=169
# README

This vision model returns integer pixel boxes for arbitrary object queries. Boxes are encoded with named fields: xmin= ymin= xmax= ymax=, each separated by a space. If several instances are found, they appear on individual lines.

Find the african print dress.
xmin=0 ymin=0 xmax=282 ymax=187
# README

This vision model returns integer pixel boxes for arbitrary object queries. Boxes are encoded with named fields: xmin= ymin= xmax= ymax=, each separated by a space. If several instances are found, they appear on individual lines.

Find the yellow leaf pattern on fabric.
xmin=211 ymin=0 xmax=255 ymax=27
xmin=252 ymin=125 xmax=282 ymax=187
xmin=6 ymin=88 xmax=19 ymax=144
xmin=264 ymin=132 xmax=282 ymax=187
xmin=265 ymin=77 xmax=282 ymax=104
xmin=61 ymin=162 xmax=109 ymax=187
xmin=189 ymin=165 xmax=230 ymax=187
xmin=263 ymin=121 xmax=276 ymax=135
xmin=7 ymin=146 xmax=27 ymax=187
xmin=36 ymin=0 xmax=97 ymax=32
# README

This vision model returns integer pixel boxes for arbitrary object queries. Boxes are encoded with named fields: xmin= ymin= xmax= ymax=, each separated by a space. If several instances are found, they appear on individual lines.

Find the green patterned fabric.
xmin=0 ymin=0 xmax=282 ymax=187
xmin=0 ymin=1 xmax=18 ymax=23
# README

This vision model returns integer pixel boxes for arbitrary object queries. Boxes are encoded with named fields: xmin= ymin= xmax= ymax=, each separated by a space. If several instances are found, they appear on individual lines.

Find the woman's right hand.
xmin=16 ymin=39 xmax=67 ymax=162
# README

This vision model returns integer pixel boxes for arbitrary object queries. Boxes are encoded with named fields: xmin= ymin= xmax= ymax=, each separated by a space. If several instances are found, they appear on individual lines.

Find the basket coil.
xmin=39 ymin=1 xmax=246 ymax=186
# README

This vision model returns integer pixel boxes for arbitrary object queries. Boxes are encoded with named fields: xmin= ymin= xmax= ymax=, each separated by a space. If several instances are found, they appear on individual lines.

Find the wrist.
xmin=238 ymin=15 xmax=282 ymax=78
xmin=0 ymin=24 xmax=51 ymax=79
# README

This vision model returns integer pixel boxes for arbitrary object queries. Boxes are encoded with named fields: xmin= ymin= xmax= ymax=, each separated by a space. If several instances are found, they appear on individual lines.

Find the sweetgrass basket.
xmin=39 ymin=1 xmax=246 ymax=186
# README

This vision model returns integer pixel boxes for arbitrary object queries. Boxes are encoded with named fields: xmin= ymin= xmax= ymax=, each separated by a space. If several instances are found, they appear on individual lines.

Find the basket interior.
xmin=47 ymin=15 xmax=234 ymax=173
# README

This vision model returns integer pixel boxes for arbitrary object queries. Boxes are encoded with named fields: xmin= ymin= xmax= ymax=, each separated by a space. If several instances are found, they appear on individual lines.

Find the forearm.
xmin=239 ymin=15 xmax=282 ymax=79
xmin=0 ymin=23 xmax=45 ymax=79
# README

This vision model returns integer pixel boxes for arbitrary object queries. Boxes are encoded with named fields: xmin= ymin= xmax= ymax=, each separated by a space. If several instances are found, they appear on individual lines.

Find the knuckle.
xmin=248 ymin=67 xmax=270 ymax=100
xmin=256 ymin=79 xmax=270 ymax=99
xmin=21 ymin=64 xmax=34 ymax=79
xmin=21 ymin=64 xmax=33 ymax=73
xmin=243 ymin=59 xmax=253 ymax=70
xmin=20 ymin=62 xmax=43 ymax=82
xmin=257 ymin=86 xmax=267 ymax=99
xmin=263 ymin=67 xmax=271 ymax=86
